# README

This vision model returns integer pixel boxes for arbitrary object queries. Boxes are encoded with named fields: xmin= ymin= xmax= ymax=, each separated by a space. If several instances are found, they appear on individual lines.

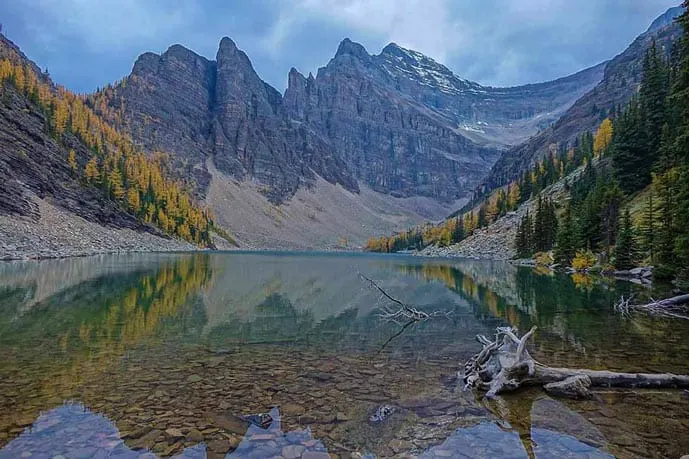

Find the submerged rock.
xmin=369 ymin=405 xmax=395 ymax=423
xmin=544 ymin=375 xmax=592 ymax=399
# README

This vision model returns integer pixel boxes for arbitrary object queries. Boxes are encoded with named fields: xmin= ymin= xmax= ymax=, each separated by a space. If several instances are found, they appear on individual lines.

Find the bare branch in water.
xmin=615 ymin=294 xmax=689 ymax=321
xmin=358 ymin=271 xmax=452 ymax=322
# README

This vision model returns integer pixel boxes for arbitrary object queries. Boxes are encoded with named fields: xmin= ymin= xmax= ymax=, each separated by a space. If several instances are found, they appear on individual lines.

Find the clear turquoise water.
xmin=0 ymin=252 xmax=687 ymax=458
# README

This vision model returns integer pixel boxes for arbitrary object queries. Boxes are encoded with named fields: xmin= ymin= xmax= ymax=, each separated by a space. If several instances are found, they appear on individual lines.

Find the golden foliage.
xmin=571 ymin=250 xmax=597 ymax=271
xmin=84 ymin=157 xmax=99 ymax=183
xmin=593 ymin=118 xmax=613 ymax=158
xmin=0 ymin=58 xmax=214 ymax=245
xmin=67 ymin=149 xmax=77 ymax=172
xmin=533 ymin=251 xmax=553 ymax=266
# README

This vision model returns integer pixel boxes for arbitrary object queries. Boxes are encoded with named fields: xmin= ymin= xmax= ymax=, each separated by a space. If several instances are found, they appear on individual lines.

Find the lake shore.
xmin=0 ymin=199 xmax=200 ymax=261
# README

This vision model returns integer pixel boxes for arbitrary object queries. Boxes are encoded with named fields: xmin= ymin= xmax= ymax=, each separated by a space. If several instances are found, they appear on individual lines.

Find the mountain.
xmin=0 ymin=34 xmax=143 ymax=231
xmin=95 ymin=37 xmax=606 ymax=204
xmin=0 ymin=34 xmax=215 ymax=260
xmin=92 ymin=38 xmax=358 ymax=205
xmin=84 ymin=36 xmax=605 ymax=248
xmin=283 ymin=40 xmax=604 ymax=200
xmin=482 ymin=6 xmax=684 ymax=192
xmin=647 ymin=6 xmax=685 ymax=31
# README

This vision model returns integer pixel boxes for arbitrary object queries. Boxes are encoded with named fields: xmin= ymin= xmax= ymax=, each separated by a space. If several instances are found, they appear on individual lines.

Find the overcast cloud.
xmin=0 ymin=0 xmax=680 ymax=93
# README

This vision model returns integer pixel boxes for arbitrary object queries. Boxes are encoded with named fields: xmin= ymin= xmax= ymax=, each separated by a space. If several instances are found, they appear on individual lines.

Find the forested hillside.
xmin=0 ymin=35 xmax=217 ymax=248
xmin=368 ymin=3 xmax=689 ymax=288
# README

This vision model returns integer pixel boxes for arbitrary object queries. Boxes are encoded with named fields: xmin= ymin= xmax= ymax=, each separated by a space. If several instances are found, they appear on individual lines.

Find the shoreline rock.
xmin=0 ymin=198 xmax=202 ymax=262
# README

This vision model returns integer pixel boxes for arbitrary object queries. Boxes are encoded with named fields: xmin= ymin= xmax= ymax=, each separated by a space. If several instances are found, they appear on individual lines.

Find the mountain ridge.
xmin=481 ymin=7 xmax=684 ymax=194
xmin=2 ymin=5 xmax=675 ymax=253
xmin=94 ymin=35 xmax=605 ymax=205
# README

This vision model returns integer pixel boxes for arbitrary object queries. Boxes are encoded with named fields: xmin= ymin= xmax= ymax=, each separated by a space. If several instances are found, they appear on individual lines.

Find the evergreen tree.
xmin=641 ymin=191 xmax=655 ymax=262
xmin=654 ymin=171 xmax=676 ymax=277
xmin=554 ymin=205 xmax=576 ymax=266
xmin=665 ymin=2 xmax=689 ymax=284
xmin=600 ymin=182 xmax=623 ymax=250
xmin=533 ymin=196 xmax=545 ymax=251
xmin=477 ymin=205 xmax=487 ymax=228
xmin=668 ymin=2 xmax=689 ymax=163
xmin=614 ymin=209 xmax=637 ymax=270
xmin=452 ymin=216 xmax=465 ymax=243
xmin=612 ymin=98 xmax=649 ymax=193
xmin=674 ymin=167 xmax=689 ymax=286
xmin=515 ymin=212 xmax=534 ymax=259
xmin=640 ymin=42 xmax=670 ymax=158
xmin=533 ymin=196 xmax=558 ymax=252
xmin=519 ymin=173 xmax=532 ymax=205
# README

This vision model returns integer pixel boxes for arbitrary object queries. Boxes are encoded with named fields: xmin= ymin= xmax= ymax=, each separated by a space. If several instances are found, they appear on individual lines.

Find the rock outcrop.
xmin=96 ymin=37 xmax=606 ymax=205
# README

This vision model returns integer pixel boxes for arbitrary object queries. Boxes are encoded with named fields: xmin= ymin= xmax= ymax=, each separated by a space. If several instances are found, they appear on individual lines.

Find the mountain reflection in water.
xmin=0 ymin=252 xmax=688 ymax=458
xmin=0 ymin=399 xmax=613 ymax=459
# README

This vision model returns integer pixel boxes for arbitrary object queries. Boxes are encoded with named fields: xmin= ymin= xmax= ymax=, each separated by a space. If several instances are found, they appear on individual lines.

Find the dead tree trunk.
xmin=462 ymin=326 xmax=689 ymax=399
xmin=616 ymin=294 xmax=689 ymax=320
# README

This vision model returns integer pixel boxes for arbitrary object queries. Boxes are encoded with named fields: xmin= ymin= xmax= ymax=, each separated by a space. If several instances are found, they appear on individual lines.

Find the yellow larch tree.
xmin=593 ymin=118 xmax=613 ymax=158
xmin=508 ymin=182 xmax=520 ymax=209
xmin=126 ymin=188 xmax=141 ymax=213
xmin=67 ymin=149 xmax=78 ymax=172
xmin=108 ymin=168 xmax=126 ymax=201
xmin=12 ymin=64 xmax=25 ymax=92
xmin=84 ymin=157 xmax=100 ymax=184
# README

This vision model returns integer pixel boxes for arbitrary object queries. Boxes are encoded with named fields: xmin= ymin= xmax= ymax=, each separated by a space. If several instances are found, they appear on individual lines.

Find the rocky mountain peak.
xmin=131 ymin=44 xmax=211 ymax=79
xmin=218 ymin=36 xmax=238 ymax=53
xmin=380 ymin=42 xmax=404 ymax=55
xmin=131 ymin=52 xmax=161 ymax=75
xmin=163 ymin=44 xmax=208 ymax=63
xmin=334 ymin=38 xmax=370 ymax=60
xmin=287 ymin=67 xmax=306 ymax=88
xmin=378 ymin=42 xmax=475 ymax=95
xmin=647 ymin=6 xmax=684 ymax=33
xmin=216 ymin=36 xmax=254 ymax=71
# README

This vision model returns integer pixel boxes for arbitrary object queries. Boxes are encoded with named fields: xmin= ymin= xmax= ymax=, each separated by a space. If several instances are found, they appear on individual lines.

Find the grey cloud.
xmin=0 ymin=0 xmax=680 ymax=92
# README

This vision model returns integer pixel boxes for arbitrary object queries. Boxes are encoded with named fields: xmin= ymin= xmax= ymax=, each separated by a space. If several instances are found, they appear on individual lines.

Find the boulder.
xmin=544 ymin=375 xmax=592 ymax=399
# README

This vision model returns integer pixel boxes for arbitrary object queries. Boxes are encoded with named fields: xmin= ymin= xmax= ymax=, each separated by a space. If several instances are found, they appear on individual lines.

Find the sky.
xmin=0 ymin=0 xmax=681 ymax=94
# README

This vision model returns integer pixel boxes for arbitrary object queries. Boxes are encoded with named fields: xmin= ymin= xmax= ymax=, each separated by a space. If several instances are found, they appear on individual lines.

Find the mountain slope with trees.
xmin=481 ymin=8 xmax=683 ymax=195
xmin=368 ymin=4 xmax=689 ymax=289
xmin=0 ymin=34 xmax=220 ymax=258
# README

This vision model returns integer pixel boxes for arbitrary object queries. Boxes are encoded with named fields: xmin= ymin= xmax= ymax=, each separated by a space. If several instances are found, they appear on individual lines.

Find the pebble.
xmin=186 ymin=429 xmax=204 ymax=442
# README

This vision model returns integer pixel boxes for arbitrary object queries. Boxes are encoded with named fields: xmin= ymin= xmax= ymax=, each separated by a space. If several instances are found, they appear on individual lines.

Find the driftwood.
xmin=358 ymin=272 xmax=450 ymax=323
xmin=616 ymin=294 xmax=689 ymax=320
xmin=462 ymin=326 xmax=689 ymax=398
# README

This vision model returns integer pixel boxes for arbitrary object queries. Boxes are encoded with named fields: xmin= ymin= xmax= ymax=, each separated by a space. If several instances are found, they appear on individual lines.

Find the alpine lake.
xmin=0 ymin=252 xmax=688 ymax=459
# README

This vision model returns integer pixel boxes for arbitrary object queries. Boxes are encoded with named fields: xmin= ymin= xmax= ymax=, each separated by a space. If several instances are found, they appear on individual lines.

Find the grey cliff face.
xmin=283 ymin=47 xmax=497 ymax=200
xmin=96 ymin=36 xmax=606 ymax=204
xmin=483 ymin=13 xmax=684 ymax=192
xmin=212 ymin=37 xmax=302 ymax=201
xmin=107 ymin=44 xmax=217 ymax=193
xmin=282 ymin=39 xmax=603 ymax=200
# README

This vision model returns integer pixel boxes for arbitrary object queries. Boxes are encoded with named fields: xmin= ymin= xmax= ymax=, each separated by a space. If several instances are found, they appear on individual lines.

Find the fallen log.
xmin=461 ymin=326 xmax=689 ymax=398
xmin=616 ymin=294 xmax=689 ymax=320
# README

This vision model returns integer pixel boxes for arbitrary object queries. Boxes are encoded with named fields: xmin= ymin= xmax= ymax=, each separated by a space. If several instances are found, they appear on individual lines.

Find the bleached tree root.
xmin=462 ymin=326 xmax=689 ymax=399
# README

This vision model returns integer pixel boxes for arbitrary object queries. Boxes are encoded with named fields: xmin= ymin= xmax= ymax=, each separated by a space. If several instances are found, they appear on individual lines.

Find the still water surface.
xmin=0 ymin=252 xmax=687 ymax=458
